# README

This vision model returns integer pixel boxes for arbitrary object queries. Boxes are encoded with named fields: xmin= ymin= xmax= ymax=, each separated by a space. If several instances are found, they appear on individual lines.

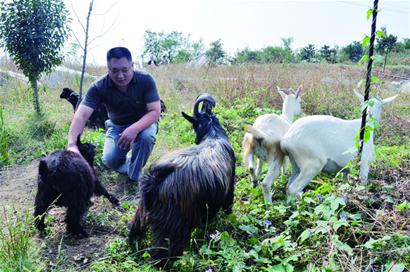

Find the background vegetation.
xmin=136 ymin=28 xmax=410 ymax=67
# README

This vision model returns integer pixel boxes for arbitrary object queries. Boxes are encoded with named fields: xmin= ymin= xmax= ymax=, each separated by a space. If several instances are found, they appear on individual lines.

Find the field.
xmin=0 ymin=63 xmax=409 ymax=271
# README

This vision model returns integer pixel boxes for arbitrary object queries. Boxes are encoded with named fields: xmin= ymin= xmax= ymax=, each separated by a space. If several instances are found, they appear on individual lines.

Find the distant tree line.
xmin=142 ymin=29 xmax=410 ymax=66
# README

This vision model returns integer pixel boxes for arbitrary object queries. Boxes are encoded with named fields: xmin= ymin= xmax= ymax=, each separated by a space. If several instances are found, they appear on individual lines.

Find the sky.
xmin=63 ymin=0 xmax=409 ymax=65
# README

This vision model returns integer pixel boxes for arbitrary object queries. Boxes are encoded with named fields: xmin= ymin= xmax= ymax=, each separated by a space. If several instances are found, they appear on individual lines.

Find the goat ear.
xmin=382 ymin=95 xmax=398 ymax=105
xmin=353 ymin=90 xmax=364 ymax=103
xmin=295 ymin=85 xmax=303 ymax=98
xmin=181 ymin=112 xmax=195 ymax=123
xmin=277 ymin=89 xmax=286 ymax=101
xmin=76 ymin=135 xmax=82 ymax=145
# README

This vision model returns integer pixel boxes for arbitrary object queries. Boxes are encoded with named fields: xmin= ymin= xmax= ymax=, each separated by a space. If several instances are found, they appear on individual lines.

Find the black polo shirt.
xmin=82 ymin=70 xmax=160 ymax=125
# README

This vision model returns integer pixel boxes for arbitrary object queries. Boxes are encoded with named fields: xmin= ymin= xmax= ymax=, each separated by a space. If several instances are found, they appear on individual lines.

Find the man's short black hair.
xmin=106 ymin=47 xmax=132 ymax=62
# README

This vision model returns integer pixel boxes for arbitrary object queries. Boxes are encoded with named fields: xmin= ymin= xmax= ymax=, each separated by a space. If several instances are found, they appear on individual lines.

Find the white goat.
xmin=280 ymin=91 xmax=398 ymax=196
xmin=242 ymin=86 xmax=302 ymax=202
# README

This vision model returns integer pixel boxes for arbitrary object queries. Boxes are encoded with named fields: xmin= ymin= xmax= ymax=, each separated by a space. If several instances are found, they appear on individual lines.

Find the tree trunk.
xmin=382 ymin=51 xmax=388 ymax=73
xmin=31 ymin=78 xmax=41 ymax=115
xmin=78 ymin=0 xmax=93 ymax=108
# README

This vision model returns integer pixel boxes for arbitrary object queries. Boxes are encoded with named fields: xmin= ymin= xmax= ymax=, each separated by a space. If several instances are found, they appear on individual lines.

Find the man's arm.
xmin=117 ymin=100 xmax=161 ymax=150
xmin=67 ymin=104 xmax=94 ymax=153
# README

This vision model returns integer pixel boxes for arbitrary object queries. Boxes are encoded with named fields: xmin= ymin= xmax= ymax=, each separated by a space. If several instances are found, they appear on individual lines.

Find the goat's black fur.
xmin=60 ymin=88 xmax=108 ymax=129
xmin=34 ymin=138 xmax=119 ymax=237
xmin=128 ymin=94 xmax=235 ymax=267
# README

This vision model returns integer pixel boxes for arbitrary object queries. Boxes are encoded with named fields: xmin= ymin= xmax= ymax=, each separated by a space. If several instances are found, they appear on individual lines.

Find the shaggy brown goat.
xmin=128 ymin=94 xmax=235 ymax=267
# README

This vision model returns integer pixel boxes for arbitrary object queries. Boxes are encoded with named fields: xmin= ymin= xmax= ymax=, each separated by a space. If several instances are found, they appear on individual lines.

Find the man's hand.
xmin=67 ymin=144 xmax=80 ymax=154
xmin=118 ymin=126 xmax=139 ymax=150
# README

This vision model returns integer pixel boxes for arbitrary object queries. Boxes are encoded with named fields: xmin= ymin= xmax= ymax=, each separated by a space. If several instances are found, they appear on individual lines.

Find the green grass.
xmin=0 ymin=63 xmax=409 ymax=271
xmin=0 ymin=107 xmax=11 ymax=167
xmin=0 ymin=209 xmax=44 ymax=271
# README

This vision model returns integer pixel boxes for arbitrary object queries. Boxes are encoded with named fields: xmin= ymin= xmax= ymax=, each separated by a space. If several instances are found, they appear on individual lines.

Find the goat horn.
xmin=193 ymin=93 xmax=216 ymax=115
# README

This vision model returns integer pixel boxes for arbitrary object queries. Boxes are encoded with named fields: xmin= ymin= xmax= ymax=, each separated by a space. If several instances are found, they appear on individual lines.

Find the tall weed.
xmin=0 ymin=107 xmax=10 ymax=167
xmin=0 ymin=209 xmax=43 ymax=271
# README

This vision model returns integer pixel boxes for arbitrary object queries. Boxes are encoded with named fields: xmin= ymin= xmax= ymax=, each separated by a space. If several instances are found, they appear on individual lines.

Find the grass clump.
xmin=0 ymin=209 xmax=44 ymax=271
xmin=0 ymin=107 xmax=11 ymax=167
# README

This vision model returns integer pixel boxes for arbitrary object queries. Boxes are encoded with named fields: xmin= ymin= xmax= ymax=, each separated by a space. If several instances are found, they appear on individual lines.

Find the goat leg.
xmin=33 ymin=185 xmax=59 ymax=231
xmin=94 ymin=178 xmax=119 ymax=206
xmin=65 ymin=200 xmax=89 ymax=238
xmin=128 ymin=204 xmax=148 ymax=248
xmin=222 ymin=168 xmax=235 ymax=214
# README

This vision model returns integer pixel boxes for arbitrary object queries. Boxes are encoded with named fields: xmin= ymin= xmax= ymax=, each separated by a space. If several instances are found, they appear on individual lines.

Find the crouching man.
xmin=67 ymin=47 xmax=161 ymax=183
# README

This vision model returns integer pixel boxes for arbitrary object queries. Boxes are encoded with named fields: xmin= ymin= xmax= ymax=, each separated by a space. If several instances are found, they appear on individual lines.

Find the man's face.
xmin=108 ymin=57 xmax=133 ymax=88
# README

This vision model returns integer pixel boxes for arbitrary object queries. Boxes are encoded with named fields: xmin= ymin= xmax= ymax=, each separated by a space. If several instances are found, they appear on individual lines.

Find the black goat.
xmin=60 ymin=88 xmax=167 ymax=129
xmin=60 ymin=88 xmax=108 ymax=129
xmin=33 ymin=137 xmax=119 ymax=237
xmin=128 ymin=94 xmax=235 ymax=267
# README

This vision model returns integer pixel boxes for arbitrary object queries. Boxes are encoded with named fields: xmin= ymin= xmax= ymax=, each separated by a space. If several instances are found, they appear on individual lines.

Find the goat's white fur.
xmin=242 ymin=86 xmax=302 ymax=202
xmin=280 ymin=91 xmax=398 ymax=195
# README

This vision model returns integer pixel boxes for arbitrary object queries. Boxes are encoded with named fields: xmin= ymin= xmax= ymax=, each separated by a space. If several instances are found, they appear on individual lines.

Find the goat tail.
xmin=140 ymin=164 xmax=176 ymax=211
xmin=246 ymin=125 xmax=268 ymax=141
xmin=38 ymin=159 xmax=49 ymax=178
xmin=279 ymin=137 xmax=290 ymax=157
xmin=242 ymin=130 xmax=253 ymax=163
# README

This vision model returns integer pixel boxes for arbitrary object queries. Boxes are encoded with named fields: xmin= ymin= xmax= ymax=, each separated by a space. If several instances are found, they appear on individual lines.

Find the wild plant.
xmin=0 ymin=107 xmax=10 ymax=166
xmin=0 ymin=208 xmax=43 ymax=271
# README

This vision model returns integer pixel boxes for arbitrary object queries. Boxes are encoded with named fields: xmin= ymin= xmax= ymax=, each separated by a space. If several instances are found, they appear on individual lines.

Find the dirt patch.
xmin=0 ymin=160 xmax=39 ymax=213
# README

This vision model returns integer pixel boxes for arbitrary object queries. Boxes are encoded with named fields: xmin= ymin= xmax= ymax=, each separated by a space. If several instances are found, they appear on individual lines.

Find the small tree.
xmin=0 ymin=0 xmax=70 ymax=114
xmin=299 ymin=44 xmax=316 ymax=62
xmin=281 ymin=37 xmax=294 ymax=63
xmin=143 ymin=30 xmax=202 ymax=64
xmin=376 ymin=27 xmax=397 ymax=71
xmin=206 ymin=39 xmax=227 ymax=66
xmin=264 ymin=46 xmax=292 ymax=63
xmin=342 ymin=41 xmax=363 ymax=62
xmin=319 ymin=45 xmax=337 ymax=63
xmin=233 ymin=48 xmax=260 ymax=64
xmin=403 ymin=38 xmax=410 ymax=50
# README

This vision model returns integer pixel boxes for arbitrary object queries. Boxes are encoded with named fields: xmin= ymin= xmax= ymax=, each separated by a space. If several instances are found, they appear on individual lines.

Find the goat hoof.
xmin=34 ymin=220 xmax=46 ymax=231
xmin=75 ymin=231 xmax=89 ymax=239
xmin=109 ymin=195 xmax=120 ymax=206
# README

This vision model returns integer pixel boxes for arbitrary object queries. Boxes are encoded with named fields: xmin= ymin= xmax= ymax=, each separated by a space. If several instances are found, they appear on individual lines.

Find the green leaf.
xmin=356 ymin=79 xmax=365 ymax=89
xmin=367 ymin=9 xmax=373 ymax=20
xmin=330 ymin=196 xmax=345 ymax=212
xmin=395 ymin=201 xmax=410 ymax=212
xmin=362 ymin=36 xmax=370 ymax=49
xmin=333 ymin=218 xmax=349 ymax=232
xmin=376 ymin=30 xmax=385 ymax=38
xmin=335 ymin=237 xmax=353 ymax=255
xmin=271 ymin=264 xmax=286 ymax=272
xmin=359 ymin=54 xmax=369 ymax=65
xmin=298 ymin=229 xmax=312 ymax=243
xmin=142 ymin=251 xmax=151 ymax=259
xmin=371 ymin=75 xmax=381 ymax=84
xmin=239 ymin=224 xmax=258 ymax=235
